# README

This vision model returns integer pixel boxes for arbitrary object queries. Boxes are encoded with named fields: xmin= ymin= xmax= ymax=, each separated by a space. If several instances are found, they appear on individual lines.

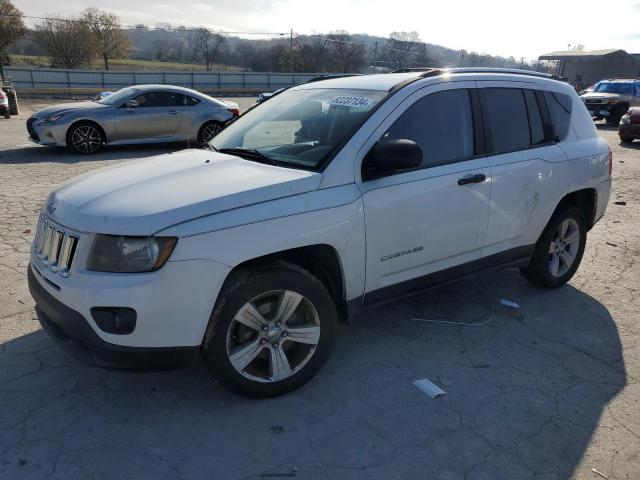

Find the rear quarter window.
xmin=544 ymin=91 xmax=572 ymax=140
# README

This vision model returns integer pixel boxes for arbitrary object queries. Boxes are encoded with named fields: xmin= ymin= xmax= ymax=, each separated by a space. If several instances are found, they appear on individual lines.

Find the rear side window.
xmin=543 ymin=91 xmax=572 ymax=140
xmin=134 ymin=92 xmax=185 ymax=108
xmin=483 ymin=88 xmax=530 ymax=154
xmin=186 ymin=96 xmax=201 ymax=106
xmin=524 ymin=90 xmax=546 ymax=145
xmin=381 ymin=89 xmax=474 ymax=168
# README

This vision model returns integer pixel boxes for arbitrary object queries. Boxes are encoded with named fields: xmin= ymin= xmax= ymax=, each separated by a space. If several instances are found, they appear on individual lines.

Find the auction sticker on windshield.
xmin=329 ymin=96 xmax=374 ymax=108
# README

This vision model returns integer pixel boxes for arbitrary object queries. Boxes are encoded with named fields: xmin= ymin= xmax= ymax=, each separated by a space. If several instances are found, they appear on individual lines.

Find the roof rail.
xmin=391 ymin=67 xmax=566 ymax=82
xmin=305 ymin=74 xmax=363 ymax=83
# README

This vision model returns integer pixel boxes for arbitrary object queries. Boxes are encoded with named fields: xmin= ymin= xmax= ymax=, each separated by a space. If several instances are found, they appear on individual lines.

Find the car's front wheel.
xmin=202 ymin=261 xmax=337 ymax=398
xmin=520 ymin=206 xmax=587 ymax=288
xmin=67 ymin=121 xmax=105 ymax=154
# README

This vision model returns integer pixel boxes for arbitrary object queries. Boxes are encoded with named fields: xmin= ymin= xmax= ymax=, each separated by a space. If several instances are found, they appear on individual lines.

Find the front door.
xmin=113 ymin=91 xmax=184 ymax=141
xmin=358 ymin=83 xmax=492 ymax=301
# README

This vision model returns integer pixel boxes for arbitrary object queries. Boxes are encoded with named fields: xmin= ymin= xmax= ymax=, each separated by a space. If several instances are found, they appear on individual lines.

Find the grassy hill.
xmin=9 ymin=55 xmax=243 ymax=72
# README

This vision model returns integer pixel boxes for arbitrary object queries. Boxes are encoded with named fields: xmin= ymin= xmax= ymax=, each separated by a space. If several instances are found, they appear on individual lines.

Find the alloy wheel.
xmin=201 ymin=123 xmax=222 ymax=143
xmin=71 ymin=125 xmax=102 ymax=154
xmin=548 ymin=218 xmax=580 ymax=277
xmin=226 ymin=290 xmax=321 ymax=383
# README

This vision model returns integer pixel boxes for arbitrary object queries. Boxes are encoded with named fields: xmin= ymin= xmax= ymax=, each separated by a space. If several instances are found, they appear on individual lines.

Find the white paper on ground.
xmin=499 ymin=298 xmax=521 ymax=309
xmin=413 ymin=378 xmax=447 ymax=399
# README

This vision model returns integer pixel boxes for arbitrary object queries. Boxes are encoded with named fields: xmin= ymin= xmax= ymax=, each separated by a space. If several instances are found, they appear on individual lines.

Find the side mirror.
xmin=125 ymin=100 xmax=139 ymax=109
xmin=364 ymin=139 xmax=423 ymax=180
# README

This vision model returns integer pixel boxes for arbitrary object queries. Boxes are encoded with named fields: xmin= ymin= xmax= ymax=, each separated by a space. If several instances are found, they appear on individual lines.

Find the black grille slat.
xmin=26 ymin=118 xmax=39 ymax=141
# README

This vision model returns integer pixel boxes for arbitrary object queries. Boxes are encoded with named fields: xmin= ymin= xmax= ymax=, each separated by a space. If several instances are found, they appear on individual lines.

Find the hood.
xmin=34 ymin=101 xmax=108 ymax=118
xmin=47 ymin=149 xmax=321 ymax=235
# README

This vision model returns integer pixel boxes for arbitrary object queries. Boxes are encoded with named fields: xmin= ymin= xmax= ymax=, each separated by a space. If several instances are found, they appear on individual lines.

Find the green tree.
xmin=34 ymin=14 xmax=93 ymax=69
xmin=0 ymin=0 xmax=26 ymax=81
xmin=81 ymin=8 xmax=131 ymax=70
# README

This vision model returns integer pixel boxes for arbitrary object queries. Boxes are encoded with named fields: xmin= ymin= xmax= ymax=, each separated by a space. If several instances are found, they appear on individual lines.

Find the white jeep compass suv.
xmin=28 ymin=68 xmax=612 ymax=397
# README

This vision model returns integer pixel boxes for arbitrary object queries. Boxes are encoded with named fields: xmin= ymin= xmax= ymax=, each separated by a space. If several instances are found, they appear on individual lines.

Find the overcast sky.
xmin=14 ymin=0 xmax=640 ymax=60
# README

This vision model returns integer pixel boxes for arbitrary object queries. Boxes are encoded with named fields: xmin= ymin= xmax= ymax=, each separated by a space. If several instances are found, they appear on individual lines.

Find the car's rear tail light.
xmin=608 ymin=143 xmax=613 ymax=177
xmin=227 ymin=108 xmax=240 ymax=117
xmin=0 ymin=91 xmax=5 ymax=99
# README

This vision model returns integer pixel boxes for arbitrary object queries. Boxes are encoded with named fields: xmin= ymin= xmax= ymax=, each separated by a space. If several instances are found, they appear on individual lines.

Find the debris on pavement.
xmin=614 ymin=201 xmax=627 ymax=205
xmin=413 ymin=378 xmax=447 ymax=399
xmin=590 ymin=467 xmax=608 ymax=479
xmin=499 ymin=298 xmax=521 ymax=309
xmin=606 ymin=242 xmax=618 ymax=247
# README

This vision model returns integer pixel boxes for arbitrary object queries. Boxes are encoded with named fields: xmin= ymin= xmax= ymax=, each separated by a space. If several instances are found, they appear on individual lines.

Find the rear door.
xmin=478 ymin=83 xmax=568 ymax=257
xmin=358 ymin=83 xmax=492 ymax=300
xmin=113 ymin=91 xmax=185 ymax=141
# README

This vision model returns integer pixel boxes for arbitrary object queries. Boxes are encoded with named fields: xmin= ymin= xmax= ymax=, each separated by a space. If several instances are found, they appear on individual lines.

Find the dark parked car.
xmin=618 ymin=107 xmax=640 ymax=142
xmin=580 ymin=78 xmax=640 ymax=124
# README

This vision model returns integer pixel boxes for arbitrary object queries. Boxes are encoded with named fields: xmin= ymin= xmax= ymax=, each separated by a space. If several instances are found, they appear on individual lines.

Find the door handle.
xmin=457 ymin=173 xmax=486 ymax=186
xmin=168 ymin=111 xmax=181 ymax=115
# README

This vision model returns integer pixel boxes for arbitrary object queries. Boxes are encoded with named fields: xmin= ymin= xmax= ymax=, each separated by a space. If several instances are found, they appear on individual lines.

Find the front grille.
xmin=584 ymin=98 xmax=608 ymax=105
xmin=33 ymin=215 xmax=78 ymax=277
xmin=26 ymin=118 xmax=39 ymax=141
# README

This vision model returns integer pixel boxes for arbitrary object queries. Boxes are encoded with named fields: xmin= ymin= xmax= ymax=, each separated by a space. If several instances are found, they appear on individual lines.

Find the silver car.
xmin=27 ymin=85 xmax=239 ymax=154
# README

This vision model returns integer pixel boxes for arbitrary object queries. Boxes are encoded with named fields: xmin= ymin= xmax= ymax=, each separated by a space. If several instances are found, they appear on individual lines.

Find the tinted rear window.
xmin=483 ymin=88 xmax=530 ymax=154
xmin=544 ymin=91 xmax=572 ymax=140
xmin=524 ymin=90 xmax=546 ymax=145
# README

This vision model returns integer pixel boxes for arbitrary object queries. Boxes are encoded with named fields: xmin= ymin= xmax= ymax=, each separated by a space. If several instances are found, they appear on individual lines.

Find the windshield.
xmin=593 ymin=82 xmax=635 ymax=94
xmin=98 ymin=87 xmax=140 ymax=105
xmin=210 ymin=88 xmax=387 ymax=170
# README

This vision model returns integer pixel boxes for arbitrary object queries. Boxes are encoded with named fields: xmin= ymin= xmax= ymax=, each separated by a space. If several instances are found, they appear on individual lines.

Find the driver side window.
xmin=381 ymin=89 xmax=475 ymax=169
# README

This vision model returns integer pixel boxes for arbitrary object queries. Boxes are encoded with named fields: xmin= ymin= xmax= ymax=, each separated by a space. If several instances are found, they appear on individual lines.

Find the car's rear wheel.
xmin=67 ymin=121 xmax=105 ymax=154
xmin=202 ymin=261 xmax=337 ymax=398
xmin=198 ymin=121 xmax=223 ymax=144
xmin=519 ymin=206 xmax=586 ymax=288
xmin=620 ymin=135 xmax=635 ymax=143
xmin=2 ymin=109 xmax=9 ymax=119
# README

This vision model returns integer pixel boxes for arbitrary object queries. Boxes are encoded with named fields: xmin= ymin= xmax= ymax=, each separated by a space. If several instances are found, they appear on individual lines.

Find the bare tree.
xmin=81 ymin=8 xmax=130 ymax=70
xmin=386 ymin=31 xmax=421 ymax=69
xmin=298 ymin=34 xmax=329 ymax=72
xmin=327 ymin=31 xmax=365 ymax=73
xmin=34 ymin=14 xmax=93 ymax=69
xmin=192 ymin=28 xmax=225 ymax=71
xmin=0 ymin=0 xmax=26 ymax=80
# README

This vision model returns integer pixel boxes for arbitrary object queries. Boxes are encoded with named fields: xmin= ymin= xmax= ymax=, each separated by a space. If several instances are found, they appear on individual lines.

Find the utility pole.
xmin=371 ymin=41 xmax=378 ymax=73
xmin=520 ymin=56 xmax=525 ymax=69
xmin=289 ymin=28 xmax=294 ymax=74
xmin=459 ymin=51 xmax=464 ymax=67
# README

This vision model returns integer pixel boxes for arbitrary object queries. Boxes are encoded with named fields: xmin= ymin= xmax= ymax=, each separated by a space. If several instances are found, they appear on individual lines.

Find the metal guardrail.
xmin=4 ymin=67 xmax=339 ymax=96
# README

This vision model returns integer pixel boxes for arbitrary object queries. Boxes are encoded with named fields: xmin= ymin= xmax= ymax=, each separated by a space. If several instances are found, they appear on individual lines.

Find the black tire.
xmin=620 ymin=135 xmax=634 ymax=143
xmin=66 ymin=121 xmax=105 ymax=154
xmin=5 ymin=88 xmax=18 ymax=116
xmin=2 ymin=109 xmax=9 ymax=119
xmin=519 ymin=206 xmax=587 ymax=288
xmin=607 ymin=106 xmax=627 ymax=125
xmin=197 ymin=121 xmax=223 ymax=145
xmin=202 ymin=260 xmax=337 ymax=398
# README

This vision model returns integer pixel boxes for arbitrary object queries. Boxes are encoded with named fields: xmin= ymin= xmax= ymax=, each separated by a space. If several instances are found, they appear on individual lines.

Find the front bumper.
xmin=26 ymin=117 xmax=68 ymax=146
xmin=28 ymin=265 xmax=199 ymax=370
xmin=585 ymin=104 xmax=611 ymax=117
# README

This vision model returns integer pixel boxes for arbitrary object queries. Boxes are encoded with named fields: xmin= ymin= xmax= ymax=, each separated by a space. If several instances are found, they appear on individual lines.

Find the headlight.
xmin=42 ymin=112 xmax=69 ymax=123
xmin=621 ymin=115 xmax=631 ymax=125
xmin=87 ymin=235 xmax=178 ymax=273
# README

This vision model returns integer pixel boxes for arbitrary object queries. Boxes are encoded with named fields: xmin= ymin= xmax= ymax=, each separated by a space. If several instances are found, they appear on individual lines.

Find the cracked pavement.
xmin=1 ymin=100 xmax=639 ymax=479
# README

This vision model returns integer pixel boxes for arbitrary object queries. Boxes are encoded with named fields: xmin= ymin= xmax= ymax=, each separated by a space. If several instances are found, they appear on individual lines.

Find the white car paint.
xmin=30 ymin=70 xmax=612 ymax=351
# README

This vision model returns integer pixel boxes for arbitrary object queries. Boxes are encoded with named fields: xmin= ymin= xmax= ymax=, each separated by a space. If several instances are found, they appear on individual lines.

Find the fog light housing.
xmin=91 ymin=307 xmax=137 ymax=334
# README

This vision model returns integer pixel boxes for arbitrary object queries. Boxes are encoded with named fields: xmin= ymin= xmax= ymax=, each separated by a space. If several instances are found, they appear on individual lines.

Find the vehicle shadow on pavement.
xmin=0 ymin=143 xmax=188 ymax=165
xmin=0 ymin=268 xmax=626 ymax=479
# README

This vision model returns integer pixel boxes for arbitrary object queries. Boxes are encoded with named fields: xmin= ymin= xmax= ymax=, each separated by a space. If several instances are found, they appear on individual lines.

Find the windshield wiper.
xmin=202 ymin=143 xmax=218 ymax=152
xmin=218 ymin=147 xmax=281 ymax=167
